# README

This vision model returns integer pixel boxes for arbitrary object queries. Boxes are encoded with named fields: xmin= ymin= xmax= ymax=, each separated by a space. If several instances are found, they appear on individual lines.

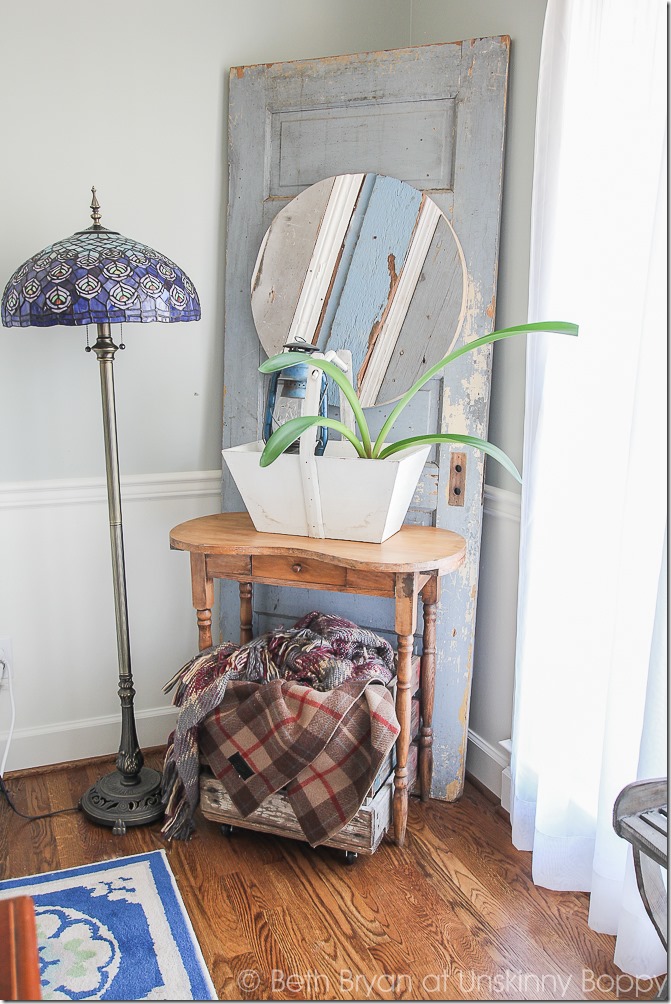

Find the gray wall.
xmin=0 ymin=0 xmax=411 ymax=482
xmin=413 ymin=0 xmax=548 ymax=490
xmin=0 ymin=0 xmax=547 ymax=794
xmin=1 ymin=0 xmax=546 ymax=489
xmin=412 ymin=2 xmax=547 ymax=792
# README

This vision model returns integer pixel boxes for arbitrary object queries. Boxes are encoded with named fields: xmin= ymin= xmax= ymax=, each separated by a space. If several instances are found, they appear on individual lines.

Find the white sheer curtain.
xmin=511 ymin=0 xmax=667 ymax=979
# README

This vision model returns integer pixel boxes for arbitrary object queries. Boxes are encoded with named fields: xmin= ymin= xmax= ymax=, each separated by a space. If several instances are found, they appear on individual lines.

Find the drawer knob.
xmin=292 ymin=563 xmax=302 ymax=573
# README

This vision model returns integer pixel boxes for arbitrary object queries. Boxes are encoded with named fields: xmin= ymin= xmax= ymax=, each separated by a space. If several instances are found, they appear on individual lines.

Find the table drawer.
xmin=346 ymin=568 xmax=395 ymax=596
xmin=251 ymin=555 xmax=347 ymax=587
xmin=207 ymin=554 xmax=251 ymax=577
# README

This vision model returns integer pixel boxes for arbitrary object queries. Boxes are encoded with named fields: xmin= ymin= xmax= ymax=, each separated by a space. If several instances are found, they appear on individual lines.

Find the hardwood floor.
xmin=0 ymin=751 xmax=662 ymax=1001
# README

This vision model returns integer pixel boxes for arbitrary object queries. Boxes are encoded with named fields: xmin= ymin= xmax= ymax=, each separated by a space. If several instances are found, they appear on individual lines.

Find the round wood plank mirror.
xmin=251 ymin=173 xmax=467 ymax=406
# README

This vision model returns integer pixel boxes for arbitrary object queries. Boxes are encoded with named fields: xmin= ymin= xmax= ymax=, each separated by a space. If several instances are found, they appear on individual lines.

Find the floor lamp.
xmin=1 ymin=190 xmax=201 ymax=833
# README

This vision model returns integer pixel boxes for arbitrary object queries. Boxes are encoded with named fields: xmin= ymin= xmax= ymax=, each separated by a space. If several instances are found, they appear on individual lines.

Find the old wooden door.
xmin=222 ymin=39 xmax=509 ymax=799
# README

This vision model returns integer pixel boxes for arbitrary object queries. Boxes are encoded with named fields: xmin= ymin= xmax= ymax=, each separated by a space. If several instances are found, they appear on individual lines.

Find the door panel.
xmin=222 ymin=38 xmax=509 ymax=799
xmin=270 ymin=96 xmax=457 ymax=196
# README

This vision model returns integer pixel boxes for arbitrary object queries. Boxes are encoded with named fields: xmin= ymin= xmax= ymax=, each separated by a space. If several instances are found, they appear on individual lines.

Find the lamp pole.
xmin=79 ymin=322 xmax=164 ymax=833
xmin=2 ymin=189 xmax=200 ymax=833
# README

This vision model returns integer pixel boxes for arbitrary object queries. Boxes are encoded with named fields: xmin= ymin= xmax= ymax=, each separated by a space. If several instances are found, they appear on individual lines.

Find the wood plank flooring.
xmin=1 ymin=751 xmax=663 ymax=1001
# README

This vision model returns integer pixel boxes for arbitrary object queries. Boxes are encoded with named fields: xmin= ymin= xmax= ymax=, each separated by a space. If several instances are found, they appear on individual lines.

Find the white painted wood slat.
xmin=287 ymin=173 xmax=365 ymax=346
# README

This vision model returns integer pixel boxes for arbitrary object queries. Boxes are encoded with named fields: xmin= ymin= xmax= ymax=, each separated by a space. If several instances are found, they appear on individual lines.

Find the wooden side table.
xmin=170 ymin=512 xmax=466 ymax=847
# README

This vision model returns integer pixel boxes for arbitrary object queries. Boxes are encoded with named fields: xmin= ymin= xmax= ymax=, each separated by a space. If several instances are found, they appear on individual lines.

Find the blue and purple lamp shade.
xmin=1 ymin=188 xmax=200 ymax=327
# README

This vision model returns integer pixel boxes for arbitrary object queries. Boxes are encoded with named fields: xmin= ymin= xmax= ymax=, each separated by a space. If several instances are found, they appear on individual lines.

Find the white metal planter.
xmin=222 ymin=440 xmax=430 ymax=543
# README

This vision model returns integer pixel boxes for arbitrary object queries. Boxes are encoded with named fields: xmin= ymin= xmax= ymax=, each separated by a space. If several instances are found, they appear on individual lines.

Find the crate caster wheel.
xmin=220 ymin=824 xmax=235 ymax=837
xmin=344 ymin=851 xmax=358 ymax=865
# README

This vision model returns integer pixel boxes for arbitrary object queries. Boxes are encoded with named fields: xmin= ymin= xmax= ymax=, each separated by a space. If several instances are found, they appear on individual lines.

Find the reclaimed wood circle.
xmin=250 ymin=173 xmax=467 ymax=406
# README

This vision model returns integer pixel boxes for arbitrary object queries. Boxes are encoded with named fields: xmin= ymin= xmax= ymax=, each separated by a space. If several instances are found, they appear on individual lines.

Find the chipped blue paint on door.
xmin=222 ymin=39 xmax=509 ymax=800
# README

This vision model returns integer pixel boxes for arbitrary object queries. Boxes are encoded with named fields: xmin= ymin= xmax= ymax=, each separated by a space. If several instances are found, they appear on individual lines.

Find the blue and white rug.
xmin=0 ymin=850 xmax=217 ymax=1000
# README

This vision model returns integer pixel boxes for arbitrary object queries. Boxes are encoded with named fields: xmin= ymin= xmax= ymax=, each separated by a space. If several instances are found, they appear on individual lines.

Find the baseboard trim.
xmin=465 ymin=769 xmax=513 ymax=824
xmin=466 ymin=727 xmax=510 ymax=805
xmin=4 ymin=744 xmax=167 ymax=781
xmin=467 ymin=727 xmax=510 ymax=767
xmin=500 ymin=765 xmax=512 ymax=814
xmin=465 ymin=770 xmax=499 ymax=804
xmin=5 ymin=715 xmax=510 ymax=803
xmin=0 ymin=706 xmax=178 ymax=773
xmin=0 ymin=470 xmax=222 ymax=510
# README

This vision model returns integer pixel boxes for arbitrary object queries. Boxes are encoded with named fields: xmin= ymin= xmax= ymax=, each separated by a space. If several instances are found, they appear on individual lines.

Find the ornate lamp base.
xmin=80 ymin=766 xmax=164 ymax=835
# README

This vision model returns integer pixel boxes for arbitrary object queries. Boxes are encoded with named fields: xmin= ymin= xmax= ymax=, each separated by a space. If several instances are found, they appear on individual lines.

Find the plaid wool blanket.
xmin=161 ymin=611 xmax=399 ymax=842
xmin=200 ymin=676 xmax=399 ymax=845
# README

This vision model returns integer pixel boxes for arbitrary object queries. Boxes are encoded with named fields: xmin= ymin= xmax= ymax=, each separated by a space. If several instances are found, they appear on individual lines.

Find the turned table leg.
xmin=239 ymin=582 xmax=253 ymax=644
xmin=190 ymin=552 xmax=214 ymax=650
xmin=419 ymin=575 xmax=439 ymax=801
xmin=393 ymin=572 xmax=418 ymax=846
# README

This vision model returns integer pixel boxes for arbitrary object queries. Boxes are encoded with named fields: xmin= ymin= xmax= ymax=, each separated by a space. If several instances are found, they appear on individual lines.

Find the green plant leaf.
xmin=378 ymin=433 xmax=522 ymax=483
xmin=372 ymin=321 xmax=578 ymax=457
xmin=259 ymin=415 xmax=367 ymax=467
xmin=259 ymin=352 xmax=373 ymax=457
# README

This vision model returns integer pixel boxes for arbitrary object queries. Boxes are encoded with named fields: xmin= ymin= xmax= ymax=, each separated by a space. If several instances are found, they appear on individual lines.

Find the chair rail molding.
xmin=0 ymin=470 xmax=223 ymax=510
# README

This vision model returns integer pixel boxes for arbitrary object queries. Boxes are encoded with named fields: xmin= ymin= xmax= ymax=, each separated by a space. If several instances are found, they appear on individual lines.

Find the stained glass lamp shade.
xmin=2 ymin=199 xmax=199 ymax=327
xmin=1 ymin=190 xmax=201 ymax=832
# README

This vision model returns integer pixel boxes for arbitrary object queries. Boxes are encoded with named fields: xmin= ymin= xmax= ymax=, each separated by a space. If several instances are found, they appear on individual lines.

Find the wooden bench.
xmin=613 ymin=777 xmax=667 ymax=998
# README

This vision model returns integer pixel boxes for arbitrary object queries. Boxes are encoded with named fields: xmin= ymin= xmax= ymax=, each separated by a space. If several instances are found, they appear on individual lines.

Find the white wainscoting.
xmin=0 ymin=471 xmax=222 ymax=773
xmin=0 ymin=473 xmax=520 ymax=806
xmin=465 ymin=484 xmax=521 ymax=805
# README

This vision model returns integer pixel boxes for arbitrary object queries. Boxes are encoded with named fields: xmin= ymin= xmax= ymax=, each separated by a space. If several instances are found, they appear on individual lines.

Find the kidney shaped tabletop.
xmin=170 ymin=512 xmax=466 ymax=576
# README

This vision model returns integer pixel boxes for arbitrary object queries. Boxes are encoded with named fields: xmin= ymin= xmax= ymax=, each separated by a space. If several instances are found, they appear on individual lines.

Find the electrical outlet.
xmin=0 ymin=637 xmax=12 ymax=687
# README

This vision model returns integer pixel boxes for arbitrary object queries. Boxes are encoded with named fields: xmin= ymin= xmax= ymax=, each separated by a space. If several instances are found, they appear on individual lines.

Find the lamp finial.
xmin=90 ymin=186 xmax=102 ymax=227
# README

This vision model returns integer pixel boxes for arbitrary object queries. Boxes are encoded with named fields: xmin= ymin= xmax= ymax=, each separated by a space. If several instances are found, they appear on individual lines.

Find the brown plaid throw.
xmin=199 ymin=676 xmax=399 ymax=846
xmin=161 ymin=612 xmax=397 ymax=841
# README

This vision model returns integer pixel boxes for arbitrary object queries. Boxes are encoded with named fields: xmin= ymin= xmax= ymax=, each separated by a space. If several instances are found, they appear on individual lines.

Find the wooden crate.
xmin=201 ymin=773 xmax=390 ymax=855
xmin=200 ymin=744 xmax=419 ymax=856
xmin=198 ymin=659 xmax=421 ymax=855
